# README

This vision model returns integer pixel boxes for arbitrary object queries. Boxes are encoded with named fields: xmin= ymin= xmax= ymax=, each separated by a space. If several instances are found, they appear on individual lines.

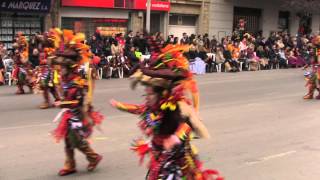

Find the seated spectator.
xmin=0 ymin=57 xmax=4 ymax=85
xmin=111 ymin=41 xmax=122 ymax=57
xmin=215 ymin=46 xmax=225 ymax=65
xmin=256 ymin=45 xmax=269 ymax=69
xmin=247 ymin=45 xmax=260 ymax=71
xmin=188 ymin=41 xmax=198 ymax=61
xmin=223 ymin=45 xmax=233 ymax=72
xmin=190 ymin=57 xmax=206 ymax=75
xmin=288 ymin=48 xmax=304 ymax=67
xmin=276 ymin=48 xmax=288 ymax=68
xmin=230 ymin=41 xmax=240 ymax=72
xmin=266 ymin=45 xmax=278 ymax=69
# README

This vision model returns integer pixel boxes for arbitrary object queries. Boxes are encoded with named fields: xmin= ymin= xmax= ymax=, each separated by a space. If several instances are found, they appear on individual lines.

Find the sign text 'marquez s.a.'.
xmin=1 ymin=0 xmax=51 ymax=13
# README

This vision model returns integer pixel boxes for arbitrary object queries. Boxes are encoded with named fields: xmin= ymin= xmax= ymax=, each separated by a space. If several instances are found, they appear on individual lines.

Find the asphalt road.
xmin=1 ymin=69 xmax=320 ymax=180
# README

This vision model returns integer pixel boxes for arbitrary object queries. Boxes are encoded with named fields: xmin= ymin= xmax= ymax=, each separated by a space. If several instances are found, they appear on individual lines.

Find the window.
xmin=169 ymin=14 xmax=179 ymax=25
xmin=114 ymin=0 xmax=125 ymax=8
xmin=278 ymin=11 xmax=290 ymax=30
xmin=182 ymin=16 xmax=197 ymax=26
xmin=169 ymin=14 xmax=197 ymax=26
xmin=233 ymin=7 xmax=262 ymax=33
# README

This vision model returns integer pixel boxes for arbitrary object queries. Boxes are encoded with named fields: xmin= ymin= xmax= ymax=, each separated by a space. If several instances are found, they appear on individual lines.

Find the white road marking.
xmin=245 ymin=150 xmax=297 ymax=166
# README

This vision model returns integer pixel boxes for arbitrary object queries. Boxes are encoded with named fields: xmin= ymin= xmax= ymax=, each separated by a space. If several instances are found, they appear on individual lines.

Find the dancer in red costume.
xmin=36 ymin=29 xmax=61 ymax=108
xmin=51 ymin=30 xmax=104 ymax=176
xmin=12 ymin=32 xmax=34 ymax=94
xmin=111 ymin=44 xmax=223 ymax=180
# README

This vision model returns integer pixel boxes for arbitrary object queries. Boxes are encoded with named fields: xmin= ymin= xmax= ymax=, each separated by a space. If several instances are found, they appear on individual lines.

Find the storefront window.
xmin=61 ymin=17 xmax=128 ymax=38
xmin=0 ymin=13 xmax=43 ymax=49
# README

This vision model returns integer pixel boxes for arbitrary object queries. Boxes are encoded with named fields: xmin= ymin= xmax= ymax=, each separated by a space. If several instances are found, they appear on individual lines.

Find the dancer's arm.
xmin=110 ymin=99 xmax=145 ymax=115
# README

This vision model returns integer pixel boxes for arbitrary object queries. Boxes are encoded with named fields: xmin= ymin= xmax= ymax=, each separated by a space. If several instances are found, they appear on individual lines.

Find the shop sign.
xmin=0 ymin=0 xmax=51 ymax=12
xmin=62 ymin=0 xmax=170 ymax=11
xmin=61 ymin=0 xmax=114 ymax=8
xmin=97 ymin=27 xmax=127 ymax=36
xmin=93 ymin=19 xmax=128 ymax=23
xmin=135 ymin=0 xmax=170 ymax=11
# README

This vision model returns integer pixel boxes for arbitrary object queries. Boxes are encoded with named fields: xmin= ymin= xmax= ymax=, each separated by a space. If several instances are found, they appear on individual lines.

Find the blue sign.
xmin=0 ymin=0 xmax=51 ymax=13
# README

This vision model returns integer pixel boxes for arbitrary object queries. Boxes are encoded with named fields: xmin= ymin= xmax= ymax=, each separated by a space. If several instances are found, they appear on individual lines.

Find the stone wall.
xmin=209 ymin=0 xmax=320 ymax=39
xmin=44 ymin=0 xmax=60 ymax=31
xmin=170 ymin=0 xmax=210 ymax=35
xmin=130 ymin=12 xmax=144 ymax=33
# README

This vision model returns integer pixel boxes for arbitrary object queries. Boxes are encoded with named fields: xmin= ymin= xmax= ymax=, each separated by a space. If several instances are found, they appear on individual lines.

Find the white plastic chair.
xmin=106 ymin=56 xmax=113 ymax=78
xmin=97 ymin=67 xmax=103 ymax=80
xmin=216 ymin=63 xmax=222 ymax=73
xmin=141 ymin=55 xmax=151 ymax=61
xmin=3 ymin=58 xmax=13 ymax=86
xmin=207 ymin=53 xmax=217 ymax=72
xmin=239 ymin=61 xmax=244 ymax=72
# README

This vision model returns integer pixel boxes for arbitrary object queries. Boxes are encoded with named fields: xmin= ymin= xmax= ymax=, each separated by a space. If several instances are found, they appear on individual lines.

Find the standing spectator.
xmin=125 ymin=30 xmax=134 ymax=46
xmin=180 ymin=33 xmax=189 ymax=44
xmin=111 ymin=40 xmax=122 ymax=57
xmin=189 ymin=34 xmax=196 ymax=43
xmin=133 ymin=32 xmax=140 ymax=48
xmin=89 ymin=35 xmax=102 ymax=56
xmin=125 ymin=30 xmax=134 ymax=55
xmin=116 ymin=33 xmax=125 ymax=48
xmin=138 ymin=33 xmax=148 ymax=54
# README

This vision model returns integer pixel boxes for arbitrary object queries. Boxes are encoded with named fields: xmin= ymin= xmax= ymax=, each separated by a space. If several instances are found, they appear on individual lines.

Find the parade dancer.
xmin=303 ymin=35 xmax=320 ymax=99
xmin=110 ymin=44 xmax=223 ymax=180
xmin=12 ymin=32 xmax=34 ymax=94
xmin=51 ymin=30 xmax=104 ymax=176
xmin=37 ymin=30 xmax=61 ymax=109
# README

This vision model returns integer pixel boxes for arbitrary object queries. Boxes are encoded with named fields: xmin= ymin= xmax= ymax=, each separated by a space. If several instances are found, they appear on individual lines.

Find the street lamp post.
xmin=146 ymin=0 xmax=151 ymax=33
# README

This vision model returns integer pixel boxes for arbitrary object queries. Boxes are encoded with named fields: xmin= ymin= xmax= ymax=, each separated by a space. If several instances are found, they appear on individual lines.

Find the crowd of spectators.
xmin=0 ymin=29 xmax=318 ymax=85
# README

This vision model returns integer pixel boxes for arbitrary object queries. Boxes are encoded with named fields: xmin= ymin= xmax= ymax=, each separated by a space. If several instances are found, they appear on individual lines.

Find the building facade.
xmin=209 ymin=0 xmax=320 ymax=39
xmin=0 ymin=0 xmax=55 ymax=49
xmin=57 ymin=0 xmax=170 ymax=37
xmin=55 ymin=0 xmax=208 ymax=39
xmin=168 ymin=0 xmax=210 ymax=38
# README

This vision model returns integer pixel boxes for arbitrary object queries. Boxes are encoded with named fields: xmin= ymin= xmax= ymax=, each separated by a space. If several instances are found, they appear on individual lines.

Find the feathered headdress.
xmin=131 ymin=44 xmax=200 ymax=111
xmin=14 ymin=32 xmax=29 ymax=63
xmin=312 ymin=35 xmax=320 ymax=47
xmin=52 ymin=29 xmax=91 ymax=67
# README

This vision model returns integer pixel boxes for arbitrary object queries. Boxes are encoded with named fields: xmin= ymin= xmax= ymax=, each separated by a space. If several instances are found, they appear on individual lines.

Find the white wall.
xmin=168 ymin=25 xmax=196 ymax=39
